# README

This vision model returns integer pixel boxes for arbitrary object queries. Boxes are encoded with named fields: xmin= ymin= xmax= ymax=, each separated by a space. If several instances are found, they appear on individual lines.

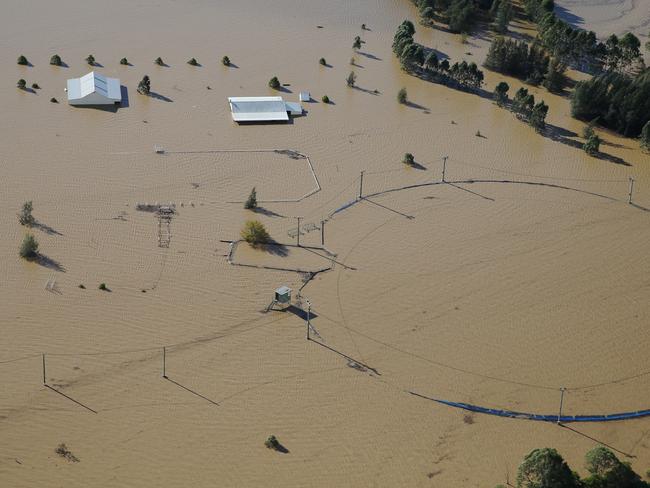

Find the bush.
xmin=50 ymin=97 xmax=58 ymax=103
xmin=583 ymin=133 xmax=601 ymax=155
xmin=222 ymin=55 xmax=230 ymax=66
xmin=268 ymin=76 xmax=280 ymax=89
xmin=402 ymin=153 xmax=415 ymax=165
xmin=154 ymin=57 xmax=164 ymax=66
xmin=17 ymin=55 xmax=28 ymax=65
xmin=78 ymin=284 xmax=86 ymax=289
xmin=50 ymin=54 xmax=62 ymax=66
xmin=346 ymin=71 xmax=356 ymax=87
xmin=19 ymin=234 xmax=39 ymax=259
xmin=397 ymin=87 xmax=407 ymax=104
xmin=241 ymin=220 xmax=270 ymax=246
xmin=265 ymin=435 xmax=281 ymax=450
xmin=319 ymin=57 xmax=327 ymax=66
xmin=85 ymin=54 xmax=95 ymax=65
xmin=187 ymin=57 xmax=198 ymax=66
xmin=31 ymin=83 xmax=40 ymax=89
xmin=353 ymin=36 xmax=362 ymax=50
xmin=137 ymin=75 xmax=151 ymax=95
xmin=98 ymin=283 xmax=108 ymax=291
xmin=244 ymin=187 xmax=257 ymax=209
xmin=120 ymin=57 xmax=128 ymax=65
xmin=17 ymin=79 xmax=26 ymax=89
xmin=322 ymin=95 xmax=330 ymax=103
xmin=18 ymin=201 xmax=35 ymax=226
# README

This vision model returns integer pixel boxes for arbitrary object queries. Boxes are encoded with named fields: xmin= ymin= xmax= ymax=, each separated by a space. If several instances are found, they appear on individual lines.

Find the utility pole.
xmin=162 ymin=347 xmax=167 ymax=378
xmin=442 ymin=156 xmax=448 ymax=183
xmin=296 ymin=217 xmax=302 ymax=246
xmin=42 ymin=353 xmax=46 ymax=385
xmin=306 ymin=300 xmax=311 ymax=341
xmin=320 ymin=220 xmax=325 ymax=246
xmin=557 ymin=387 xmax=566 ymax=424
xmin=628 ymin=177 xmax=635 ymax=204
xmin=359 ymin=171 xmax=364 ymax=199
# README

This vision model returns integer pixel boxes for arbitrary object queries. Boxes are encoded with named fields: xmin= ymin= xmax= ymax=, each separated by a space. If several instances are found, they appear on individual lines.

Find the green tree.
xmin=584 ymin=447 xmax=645 ymax=488
xmin=154 ymin=57 xmax=164 ymax=66
xmin=544 ymin=58 xmax=566 ymax=92
xmin=446 ymin=0 xmax=476 ymax=33
xmin=493 ymin=0 xmax=513 ymax=33
xmin=584 ymin=132 xmax=601 ymax=155
xmin=529 ymin=100 xmax=549 ymax=131
xmin=402 ymin=153 xmax=415 ymax=165
xmin=18 ymin=201 xmax=35 ymax=226
xmin=19 ymin=234 xmax=39 ymax=259
xmin=268 ymin=76 xmax=280 ymax=89
xmin=85 ymin=54 xmax=95 ymax=65
xmin=322 ymin=94 xmax=330 ymax=103
xmin=516 ymin=448 xmax=580 ymax=488
xmin=244 ymin=187 xmax=257 ymax=209
xmin=17 ymin=79 xmax=26 ymax=89
xmin=222 ymin=55 xmax=231 ymax=66
xmin=493 ymin=81 xmax=509 ymax=106
xmin=353 ymin=36 xmax=362 ymax=50
xmin=137 ymin=75 xmax=151 ymax=95
xmin=346 ymin=71 xmax=357 ymax=87
xmin=424 ymin=51 xmax=439 ymax=70
xmin=17 ymin=55 xmax=29 ymax=66
xmin=241 ymin=220 xmax=270 ymax=246
xmin=319 ymin=57 xmax=327 ymax=66
xmin=397 ymin=87 xmax=408 ymax=104
xmin=187 ymin=57 xmax=199 ymax=66
xmin=50 ymin=54 xmax=62 ymax=66
xmin=120 ymin=57 xmax=129 ymax=65
xmin=640 ymin=120 xmax=650 ymax=151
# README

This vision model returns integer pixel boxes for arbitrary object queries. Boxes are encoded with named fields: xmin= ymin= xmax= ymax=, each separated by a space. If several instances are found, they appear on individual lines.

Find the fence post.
xmin=359 ymin=171 xmax=364 ymax=199
xmin=321 ymin=220 xmax=325 ymax=246
xmin=162 ymin=347 xmax=167 ymax=378
xmin=442 ymin=156 xmax=448 ymax=183
xmin=628 ymin=177 xmax=635 ymax=204
xmin=557 ymin=387 xmax=566 ymax=424
xmin=42 ymin=353 xmax=46 ymax=385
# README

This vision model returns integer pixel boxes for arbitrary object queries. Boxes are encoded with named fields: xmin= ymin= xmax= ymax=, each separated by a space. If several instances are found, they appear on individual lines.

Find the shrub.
xmin=346 ymin=71 xmax=356 ymax=87
xmin=397 ymin=87 xmax=407 ymax=104
xmin=402 ymin=153 xmax=415 ymax=165
xmin=268 ymin=76 xmax=280 ymax=89
xmin=18 ymin=201 xmax=35 ymax=226
xmin=137 ymin=75 xmax=151 ymax=95
xmin=31 ymin=83 xmax=40 ymax=89
xmin=361 ymin=23 xmax=367 ymax=30
xmin=244 ymin=187 xmax=257 ymax=209
xmin=222 ymin=55 xmax=230 ymax=66
xmin=322 ymin=95 xmax=330 ymax=103
xmin=98 ymin=283 xmax=108 ymax=291
xmin=19 ymin=234 xmax=39 ymax=259
xmin=154 ymin=57 xmax=164 ymax=66
xmin=187 ymin=57 xmax=198 ymax=66
xmin=50 ymin=54 xmax=62 ymax=66
xmin=17 ymin=79 xmax=26 ymax=89
xmin=241 ymin=220 xmax=270 ymax=246
xmin=353 ymin=36 xmax=362 ymax=50
xmin=17 ymin=55 xmax=28 ymax=65
xmin=319 ymin=57 xmax=327 ymax=66
xmin=265 ymin=435 xmax=281 ymax=450
xmin=85 ymin=54 xmax=95 ymax=65
xmin=583 ymin=133 xmax=601 ymax=155
xmin=120 ymin=57 xmax=128 ymax=65
xmin=50 ymin=97 xmax=58 ymax=103
xmin=55 ymin=443 xmax=79 ymax=463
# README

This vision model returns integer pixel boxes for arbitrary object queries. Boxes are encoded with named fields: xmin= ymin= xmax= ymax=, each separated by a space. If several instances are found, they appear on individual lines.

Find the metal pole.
xmin=296 ymin=217 xmax=302 ymax=247
xmin=557 ymin=387 xmax=566 ymax=424
xmin=628 ymin=177 xmax=635 ymax=204
xmin=42 ymin=353 xmax=46 ymax=385
xmin=442 ymin=156 xmax=448 ymax=183
xmin=320 ymin=220 xmax=325 ymax=246
xmin=306 ymin=302 xmax=311 ymax=341
xmin=359 ymin=171 xmax=364 ymax=199
xmin=162 ymin=347 xmax=167 ymax=378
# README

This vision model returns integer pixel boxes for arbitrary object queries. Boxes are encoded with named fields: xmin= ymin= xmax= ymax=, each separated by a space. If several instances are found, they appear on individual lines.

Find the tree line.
xmin=393 ymin=20 xmax=484 ymax=90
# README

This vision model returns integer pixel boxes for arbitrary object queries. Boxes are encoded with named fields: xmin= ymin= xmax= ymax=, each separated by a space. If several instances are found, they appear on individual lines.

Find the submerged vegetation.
xmin=19 ymin=234 xmax=39 ymax=259
xmin=222 ymin=55 xmax=231 ymax=66
xmin=244 ymin=187 xmax=257 ymax=210
xmin=137 ymin=75 xmax=151 ymax=95
xmin=120 ymin=57 xmax=129 ymax=65
xmin=17 ymin=55 xmax=28 ymax=66
xmin=241 ymin=220 xmax=270 ymax=246
xmin=18 ymin=201 xmax=35 ymax=227
xmin=50 ymin=54 xmax=62 ymax=66
xmin=268 ymin=76 xmax=280 ymax=89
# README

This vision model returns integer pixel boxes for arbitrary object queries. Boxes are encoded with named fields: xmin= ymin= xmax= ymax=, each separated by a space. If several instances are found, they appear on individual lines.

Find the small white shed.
xmin=67 ymin=71 xmax=121 ymax=105
xmin=299 ymin=91 xmax=310 ymax=102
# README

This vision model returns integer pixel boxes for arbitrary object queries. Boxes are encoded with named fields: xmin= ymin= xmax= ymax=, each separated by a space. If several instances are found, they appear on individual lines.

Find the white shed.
xmin=299 ymin=91 xmax=310 ymax=102
xmin=228 ymin=96 xmax=302 ymax=123
xmin=67 ymin=71 xmax=121 ymax=105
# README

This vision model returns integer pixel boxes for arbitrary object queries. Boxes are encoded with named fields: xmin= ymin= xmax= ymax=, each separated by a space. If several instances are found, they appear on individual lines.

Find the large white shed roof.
xmin=67 ymin=72 xmax=121 ymax=104
xmin=228 ymin=96 xmax=290 ymax=122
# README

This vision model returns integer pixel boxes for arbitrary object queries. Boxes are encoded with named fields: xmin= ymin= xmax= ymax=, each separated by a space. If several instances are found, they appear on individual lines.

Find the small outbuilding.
xmin=228 ymin=96 xmax=302 ymax=123
xmin=299 ymin=91 xmax=310 ymax=102
xmin=67 ymin=71 xmax=121 ymax=105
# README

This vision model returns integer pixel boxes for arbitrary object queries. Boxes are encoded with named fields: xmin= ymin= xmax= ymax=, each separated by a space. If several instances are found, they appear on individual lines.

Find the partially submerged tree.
xmin=641 ymin=120 xmax=650 ymax=152
xmin=85 ymin=54 xmax=95 ymax=65
xmin=268 ymin=76 xmax=280 ymax=89
xmin=120 ymin=57 xmax=129 ymax=65
xmin=19 ymin=234 xmax=39 ymax=259
xmin=397 ymin=87 xmax=408 ymax=104
xmin=346 ymin=71 xmax=357 ymax=87
xmin=353 ymin=36 xmax=363 ymax=50
xmin=402 ymin=153 xmax=415 ymax=165
xmin=137 ymin=75 xmax=151 ymax=95
xmin=265 ymin=435 xmax=281 ymax=451
xmin=241 ymin=220 xmax=270 ymax=246
xmin=18 ymin=201 xmax=35 ymax=227
xmin=319 ymin=57 xmax=327 ymax=66
xmin=516 ymin=448 xmax=580 ymax=488
xmin=584 ymin=132 xmax=601 ymax=156
xmin=244 ymin=187 xmax=257 ymax=209
xmin=17 ymin=79 xmax=26 ymax=89
xmin=31 ymin=83 xmax=40 ymax=89
xmin=154 ymin=57 xmax=164 ymax=66
xmin=222 ymin=55 xmax=231 ymax=66
xmin=493 ymin=81 xmax=509 ymax=106
xmin=322 ymin=94 xmax=330 ymax=103
xmin=17 ymin=55 xmax=29 ymax=66
xmin=529 ymin=100 xmax=549 ymax=131
xmin=50 ymin=54 xmax=62 ymax=66
xmin=187 ymin=57 xmax=199 ymax=66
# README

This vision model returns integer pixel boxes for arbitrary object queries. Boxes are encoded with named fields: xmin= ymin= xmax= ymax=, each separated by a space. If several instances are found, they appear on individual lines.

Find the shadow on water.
xmin=34 ymin=221 xmax=63 ymax=236
xmin=149 ymin=91 xmax=173 ymax=102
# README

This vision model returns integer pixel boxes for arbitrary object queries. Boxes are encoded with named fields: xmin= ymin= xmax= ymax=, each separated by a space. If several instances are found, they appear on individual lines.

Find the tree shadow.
xmin=21 ymin=87 xmax=37 ymax=94
xmin=554 ymin=5 xmax=584 ymax=28
xmin=254 ymin=207 xmax=284 ymax=218
xmin=350 ymin=60 xmax=364 ymax=69
xmin=404 ymin=100 xmax=429 ymax=111
xmin=187 ymin=62 xmax=202 ymax=67
xmin=275 ymin=86 xmax=293 ymax=94
xmin=149 ymin=91 xmax=173 ymax=102
xmin=155 ymin=61 xmax=170 ymax=67
xmin=35 ymin=254 xmax=65 ymax=272
xmin=358 ymin=51 xmax=382 ymax=61
xmin=263 ymin=242 xmax=289 ymax=257
xmin=34 ymin=221 xmax=63 ymax=236
xmin=226 ymin=62 xmax=239 ymax=69
xmin=54 ymin=61 xmax=69 ymax=68
xmin=541 ymin=124 xmax=630 ymax=166
xmin=352 ymin=85 xmax=380 ymax=96
xmin=90 ymin=62 xmax=104 ymax=68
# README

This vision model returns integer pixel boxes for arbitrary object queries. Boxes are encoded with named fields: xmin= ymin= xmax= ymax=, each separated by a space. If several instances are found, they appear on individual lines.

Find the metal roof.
xmin=228 ymin=96 xmax=289 ymax=122
xmin=67 ymin=71 xmax=121 ymax=103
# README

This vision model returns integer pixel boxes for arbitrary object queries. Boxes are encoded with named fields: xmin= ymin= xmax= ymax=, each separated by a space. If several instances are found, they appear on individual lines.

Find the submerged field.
xmin=1 ymin=0 xmax=650 ymax=486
